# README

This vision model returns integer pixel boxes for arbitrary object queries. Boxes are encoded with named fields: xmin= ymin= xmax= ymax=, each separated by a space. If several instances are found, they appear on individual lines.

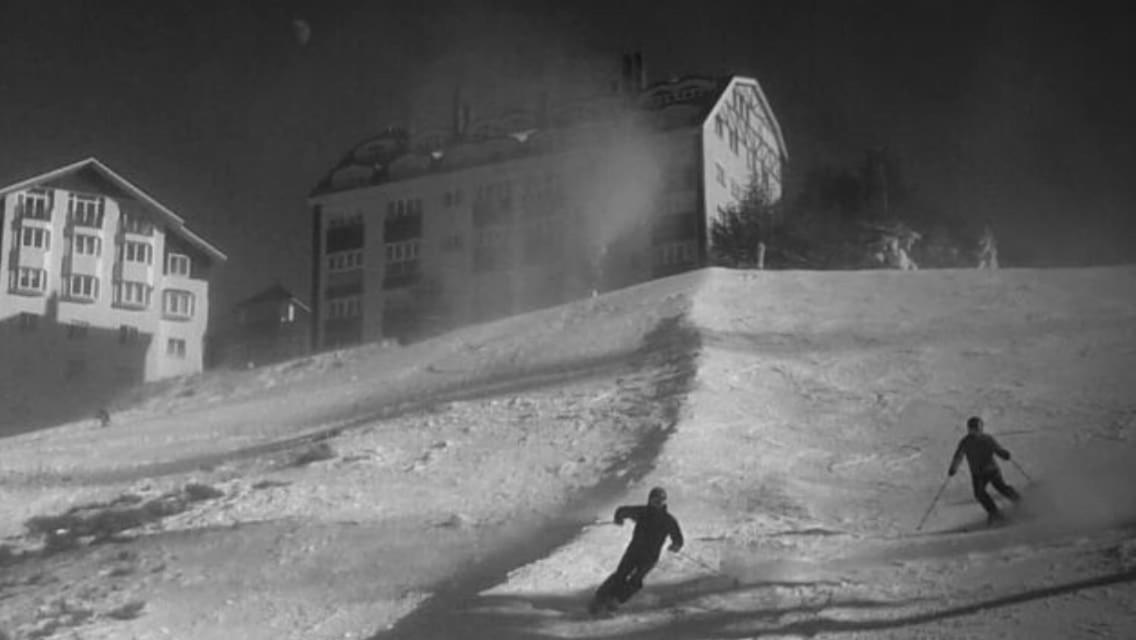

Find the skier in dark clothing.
xmin=589 ymin=487 xmax=684 ymax=615
xmin=949 ymin=416 xmax=1021 ymax=525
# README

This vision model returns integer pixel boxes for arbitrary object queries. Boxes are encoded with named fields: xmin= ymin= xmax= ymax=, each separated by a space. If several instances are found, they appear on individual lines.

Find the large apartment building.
xmin=0 ymin=158 xmax=226 ymax=430
xmin=308 ymin=56 xmax=787 ymax=349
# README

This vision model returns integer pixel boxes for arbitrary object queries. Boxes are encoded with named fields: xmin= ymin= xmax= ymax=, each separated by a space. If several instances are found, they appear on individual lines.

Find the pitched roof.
xmin=311 ymin=75 xmax=736 ymax=197
xmin=0 ymin=157 xmax=227 ymax=263
xmin=716 ymin=76 xmax=789 ymax=162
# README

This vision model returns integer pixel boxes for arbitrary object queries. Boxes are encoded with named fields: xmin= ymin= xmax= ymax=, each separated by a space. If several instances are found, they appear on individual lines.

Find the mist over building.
xmin=308 ymin=54 xmax=788 ymax=348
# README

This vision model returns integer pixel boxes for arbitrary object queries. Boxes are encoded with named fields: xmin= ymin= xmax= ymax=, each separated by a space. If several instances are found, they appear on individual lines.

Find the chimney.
xmin=633 ymin=52 xmax=647 ymax=91
xmin=621 ymin=53 xmax=634 ymax=93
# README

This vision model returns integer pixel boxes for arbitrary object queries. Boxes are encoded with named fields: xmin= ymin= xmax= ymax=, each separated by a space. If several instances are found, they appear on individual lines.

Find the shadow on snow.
xmin=367 ymin=315 xmax=702 ymax=640
xmin=385 ymin=567 xmax=1136 ymax=639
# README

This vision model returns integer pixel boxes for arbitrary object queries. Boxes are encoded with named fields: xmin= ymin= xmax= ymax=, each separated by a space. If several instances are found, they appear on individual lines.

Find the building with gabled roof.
xmin=0 ymin=157 xmax=226 ymax=432
xmin=308 ymin=54 xmax=787 ymax=348
xmin=210 ymin=283 xmax=311 ymax=369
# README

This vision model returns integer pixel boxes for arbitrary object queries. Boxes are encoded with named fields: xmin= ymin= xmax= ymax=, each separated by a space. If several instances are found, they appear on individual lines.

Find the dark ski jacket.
xmin=614 ymin=504 xmax=684 ymax=560
xmin=949 ymin=432 xmax=1011 ymax=477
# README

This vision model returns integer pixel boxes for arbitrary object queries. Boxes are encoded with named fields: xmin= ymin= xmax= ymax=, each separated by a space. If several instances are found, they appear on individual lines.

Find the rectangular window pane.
xmin=166 ymin=253 xmax=190 ymax=276
xmin=167 ymin=338 xmax=187 ymax=358
xmin=74 ymin=234 xmax=101 ymax=256
xmin=67 ymin=274 xmax=98 ymax=300
xmin=163 ymin=290 xmax=195 ymax=318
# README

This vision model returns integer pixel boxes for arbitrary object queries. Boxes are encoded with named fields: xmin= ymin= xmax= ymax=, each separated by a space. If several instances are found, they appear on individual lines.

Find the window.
xmin=121 ymin=211 xmax=154 ymax=235
xmin=163 ymin=289 xmax=195 ymax=319
xmin=167 ymin=338 xmax=187 ymax=358
xmin=715 ymin=163 xmax=726 ymax=187
xmin=70 ymin=194 xmax=104 ymax=228
xmin=166 ymin=253 xmax=190 ymax=276
xmin=385 ymin=240 xmax=419 ymax=263
xmin=119 ymin=325 xmax=140 ymax=344
xmin=67 ymin=274 xmax=99 ymax=301
xmin=325 ymin=218 xmax=364 ymax=253
xmin=385 ymin=198 xmax=423 ymax=242
xmin=123 ymin=240 xmax=153 ymax=264
xmin=115 ymin=281 xmax=152 ymax=308
xmin=19 ymin=189 xmax=51 ymax=220
xmin=281 ymin=304 xmax=296 ymax=324
xmin=74 ymin=234 xmax=101 ymax=256
xmin=384 ymin=240 xmax=420 ymax=288
xmin=18 ymin=312 xmax=38 ymax=332
xmin=327 ymin=296 xmax=361 ymax=319
xmin=327 ymin=250 xmax=363 ymax=272
xmin=715 ymin=115 xmax=724 ymax=138
xmin=67 ymin=322 xmax=89 ymax=340
xmin=729 ymin=129 xmax=739 ymax=154
xmin=12 ymin=267 xmax=47 ymax=293
xmin=21 ymin=227 xmax=50 ymax=249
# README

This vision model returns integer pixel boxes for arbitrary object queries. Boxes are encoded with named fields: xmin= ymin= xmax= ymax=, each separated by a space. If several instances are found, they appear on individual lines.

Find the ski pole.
xmin=675 ymin=550 xmax=719 ymax=574
xmin=1010 ymin=459 xmax=1034 ymax=484
xmin=916 ymin=477 xmax=951 ymax=531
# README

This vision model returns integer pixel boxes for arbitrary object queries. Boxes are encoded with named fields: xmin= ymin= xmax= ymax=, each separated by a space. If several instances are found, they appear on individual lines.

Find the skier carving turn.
xmin=949 ymin=416 xmax=1022 ymax=526
xmin=589 ymin=487 xmax=684 ymax=616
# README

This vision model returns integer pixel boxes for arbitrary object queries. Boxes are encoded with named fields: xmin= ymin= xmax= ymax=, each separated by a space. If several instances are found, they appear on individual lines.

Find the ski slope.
xmin=2 ymin=266 xmax=1135 ymax=639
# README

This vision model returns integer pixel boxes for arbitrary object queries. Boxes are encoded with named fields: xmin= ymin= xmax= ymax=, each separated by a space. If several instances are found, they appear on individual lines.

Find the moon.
xmin=292 ymin=19 xmax=311 ymax=46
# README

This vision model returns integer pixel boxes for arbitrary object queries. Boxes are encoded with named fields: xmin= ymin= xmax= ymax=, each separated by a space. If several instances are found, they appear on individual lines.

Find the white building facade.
xmin=0 ymin=158 xmax=226 ymax=428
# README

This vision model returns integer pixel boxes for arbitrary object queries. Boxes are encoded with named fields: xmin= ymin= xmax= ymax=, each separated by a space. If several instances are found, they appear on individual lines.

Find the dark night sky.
xmin=2 ymin=1 xmax=1133 ymax=318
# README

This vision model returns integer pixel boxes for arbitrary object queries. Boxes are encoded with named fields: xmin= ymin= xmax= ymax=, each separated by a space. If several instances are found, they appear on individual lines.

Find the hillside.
xmin=2 ymin=266 xmax=1135 ymax=640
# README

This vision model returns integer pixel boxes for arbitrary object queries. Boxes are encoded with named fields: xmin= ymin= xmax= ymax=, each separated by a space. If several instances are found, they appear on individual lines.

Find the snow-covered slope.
xmin=480 ymin=267 xmax=1136 ymax=639
xmin=3 ymin=266 xmax=1135 ymax=640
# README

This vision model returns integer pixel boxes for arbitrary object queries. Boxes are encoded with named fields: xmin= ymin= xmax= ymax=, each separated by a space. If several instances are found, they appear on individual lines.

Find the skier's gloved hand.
xmin=668 ymin=543 xmax=682 ymax=552
xmin=947 ymin=468 xmax=956 ymax=477
xmin=615 ymin=518 xmax=624 ymax=526
xmin=999 ymin=451 xmax=1011 ymax=460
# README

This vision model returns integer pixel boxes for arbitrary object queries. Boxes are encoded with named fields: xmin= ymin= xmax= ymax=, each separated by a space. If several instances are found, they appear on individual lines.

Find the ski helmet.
xmin=967 ymin=416 xmax=984 ymax=432
xmin=648 ymin=487 xmax=667 ymax=506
